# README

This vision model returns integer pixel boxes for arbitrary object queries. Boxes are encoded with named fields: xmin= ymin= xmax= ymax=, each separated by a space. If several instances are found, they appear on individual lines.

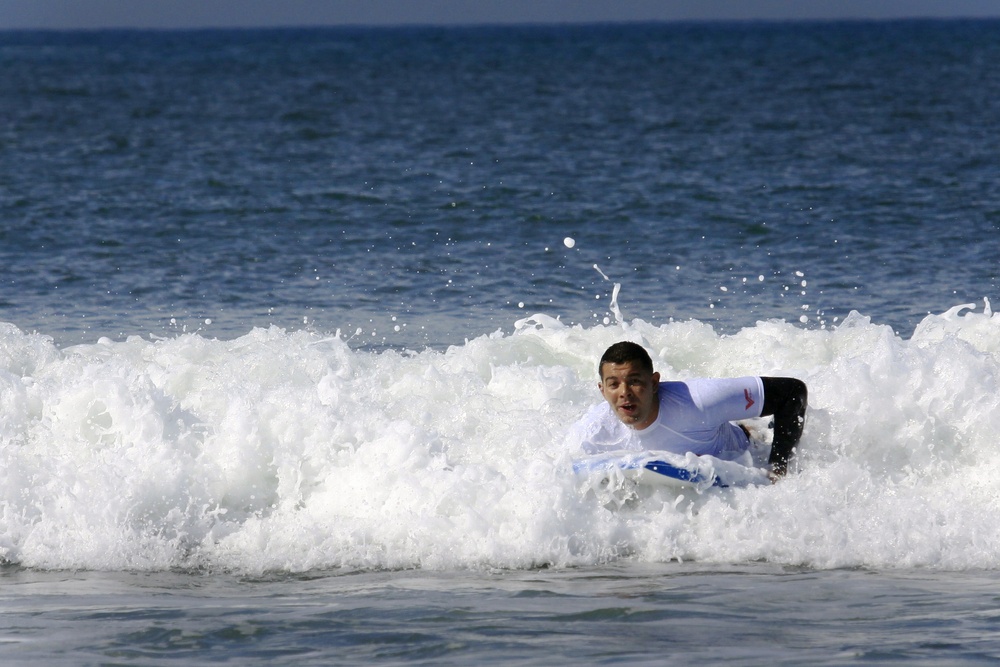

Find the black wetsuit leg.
xmin=761 ymin=377 xmax=808 ymax=475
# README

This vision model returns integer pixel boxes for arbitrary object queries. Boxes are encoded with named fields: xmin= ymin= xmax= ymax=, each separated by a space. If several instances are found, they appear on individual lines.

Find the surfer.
xmin=568 ymin=341 xmax=807 ymax=476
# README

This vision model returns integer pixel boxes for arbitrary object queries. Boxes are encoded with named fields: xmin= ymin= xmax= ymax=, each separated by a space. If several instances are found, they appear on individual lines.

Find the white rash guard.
xmin=567 ymin=377 xmax=765 ymax=459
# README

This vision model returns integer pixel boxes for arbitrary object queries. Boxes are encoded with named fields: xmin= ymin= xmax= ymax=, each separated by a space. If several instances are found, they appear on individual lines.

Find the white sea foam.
xmin=2 ymin=301 xmax=1000 ymax=573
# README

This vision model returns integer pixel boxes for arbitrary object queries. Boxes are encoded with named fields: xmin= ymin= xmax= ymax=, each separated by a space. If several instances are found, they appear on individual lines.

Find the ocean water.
xmin=2 ymin=19 xmax=1000 ymax=665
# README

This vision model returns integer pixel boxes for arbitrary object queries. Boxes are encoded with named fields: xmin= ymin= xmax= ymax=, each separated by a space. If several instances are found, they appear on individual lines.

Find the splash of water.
xmin=2 ymin=299 xmax=1000 ymax=572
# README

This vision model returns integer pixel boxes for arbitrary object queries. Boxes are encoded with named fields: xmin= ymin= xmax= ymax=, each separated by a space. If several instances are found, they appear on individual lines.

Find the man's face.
xmin=599 ymin=361 xmax=660 ymax=430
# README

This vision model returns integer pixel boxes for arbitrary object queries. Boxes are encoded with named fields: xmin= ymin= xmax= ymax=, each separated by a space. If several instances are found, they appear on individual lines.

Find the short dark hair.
xmin=599 ymin=341 xmax=653 ymax=378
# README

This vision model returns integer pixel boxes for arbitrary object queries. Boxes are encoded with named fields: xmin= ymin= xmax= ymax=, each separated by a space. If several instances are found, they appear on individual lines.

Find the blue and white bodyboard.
xmin=573 ymin=450 xmax=771 ymax=491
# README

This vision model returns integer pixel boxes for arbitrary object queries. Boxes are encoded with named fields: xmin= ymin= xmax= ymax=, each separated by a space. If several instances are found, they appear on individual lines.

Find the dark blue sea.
xmin=3 ymin=20 xmax=1000 ymax=665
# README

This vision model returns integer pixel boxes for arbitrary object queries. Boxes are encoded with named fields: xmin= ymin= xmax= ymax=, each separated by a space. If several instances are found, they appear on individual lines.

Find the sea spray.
xmin=2 ymin=301 xmax=1000 ymax=572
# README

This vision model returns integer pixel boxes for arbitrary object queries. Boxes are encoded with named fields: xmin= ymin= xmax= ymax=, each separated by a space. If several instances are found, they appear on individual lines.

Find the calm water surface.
xmin=4 ymin=564 xmax=1000 ymax=665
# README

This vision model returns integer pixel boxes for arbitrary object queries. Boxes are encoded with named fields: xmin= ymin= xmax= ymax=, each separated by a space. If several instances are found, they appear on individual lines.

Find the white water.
xmin=2 ymin=300 xmax=1000 ymax=573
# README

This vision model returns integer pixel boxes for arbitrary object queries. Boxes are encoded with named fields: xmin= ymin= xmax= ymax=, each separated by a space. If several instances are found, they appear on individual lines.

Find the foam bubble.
xmin=2 ymin=302 xmax=1000 ymax=572
xmin=563 ymin=237 xmax=576 ymax=248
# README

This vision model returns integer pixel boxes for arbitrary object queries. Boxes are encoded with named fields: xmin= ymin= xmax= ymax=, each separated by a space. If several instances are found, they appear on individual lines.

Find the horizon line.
xmin=3 ymin=15 xmax=999 ymax=34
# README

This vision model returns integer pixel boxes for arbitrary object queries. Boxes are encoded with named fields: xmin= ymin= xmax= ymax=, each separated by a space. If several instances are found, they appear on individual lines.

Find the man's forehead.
xmin=600 ymin=361 xmax=652 ymax=378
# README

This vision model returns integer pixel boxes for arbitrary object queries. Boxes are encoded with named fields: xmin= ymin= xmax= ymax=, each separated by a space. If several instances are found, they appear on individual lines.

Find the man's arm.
xmin=760 ymin=377 xmax=808 ymax=475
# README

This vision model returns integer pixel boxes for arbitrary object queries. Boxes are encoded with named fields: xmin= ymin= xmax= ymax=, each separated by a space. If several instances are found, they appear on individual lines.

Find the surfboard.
xmin=573 ymin=450 xmax=772 ymax=491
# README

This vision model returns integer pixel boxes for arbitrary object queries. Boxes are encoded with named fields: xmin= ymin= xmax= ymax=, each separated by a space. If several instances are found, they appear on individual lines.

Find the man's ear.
xmin=652 ymin=372 xmax=660 ymax=387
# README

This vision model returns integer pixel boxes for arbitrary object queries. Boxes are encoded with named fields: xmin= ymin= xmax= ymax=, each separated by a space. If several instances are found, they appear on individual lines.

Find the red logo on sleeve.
xmin=744 ymin=388 xmax=755 ymax=411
